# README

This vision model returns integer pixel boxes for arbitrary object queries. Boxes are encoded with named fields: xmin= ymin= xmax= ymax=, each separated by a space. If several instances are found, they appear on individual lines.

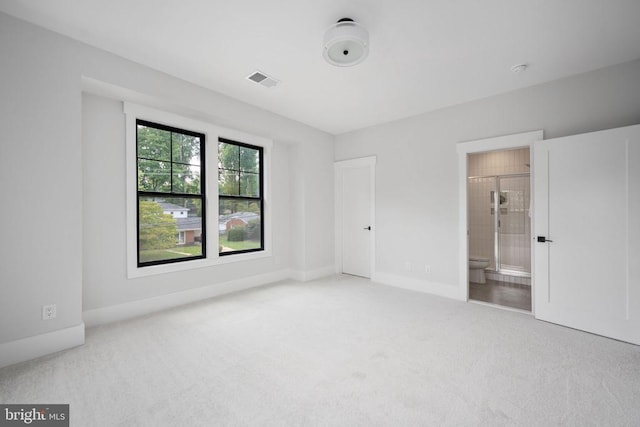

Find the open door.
xmin=533 ymin=125 xmax=640 ymax=344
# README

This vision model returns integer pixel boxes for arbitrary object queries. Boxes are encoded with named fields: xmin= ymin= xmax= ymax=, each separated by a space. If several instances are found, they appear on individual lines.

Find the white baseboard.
xmin=290 ymin=265 xmax=335 ymax=282
xmin=373 ymin=272 xmax=465 ymax=301
xmin=83 ymin=269 xmax=291 ymax=327
xmin=0 ymin=323 xmax=85 ymax=369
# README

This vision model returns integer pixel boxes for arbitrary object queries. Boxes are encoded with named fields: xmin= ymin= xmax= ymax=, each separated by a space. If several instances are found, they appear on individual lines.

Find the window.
xmin=125 ymin=102 xmax=272 ymax=277
xmin=136 ymin=120 xmax=205 ymax=266
xmin=218 ymin=138 xmax=264 ymax=255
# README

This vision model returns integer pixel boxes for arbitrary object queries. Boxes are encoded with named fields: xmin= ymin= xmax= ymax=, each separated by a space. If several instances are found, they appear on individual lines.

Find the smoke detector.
xmin=323 ymin=18 xmax=369 ymax=67
xmin=510 ymin=63 xmax=528 ymax=73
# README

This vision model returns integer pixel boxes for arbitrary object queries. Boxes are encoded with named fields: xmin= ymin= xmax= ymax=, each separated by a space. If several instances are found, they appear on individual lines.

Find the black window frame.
xmin=218 ymin=137 xmax=264 ymax=256
xmin=136 ymin=119 xmax=206 ymax=267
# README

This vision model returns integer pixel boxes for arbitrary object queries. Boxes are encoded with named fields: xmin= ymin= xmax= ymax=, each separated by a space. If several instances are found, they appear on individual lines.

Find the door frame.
xmin=334 ymin=156 xmax=376 ymax=277
xmin=456 ymin=130 xmax=543 ymax=305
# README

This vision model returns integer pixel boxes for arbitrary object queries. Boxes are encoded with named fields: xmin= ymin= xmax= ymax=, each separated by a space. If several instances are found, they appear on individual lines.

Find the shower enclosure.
xmin=468 ymin=174 xmax=531 ymax=277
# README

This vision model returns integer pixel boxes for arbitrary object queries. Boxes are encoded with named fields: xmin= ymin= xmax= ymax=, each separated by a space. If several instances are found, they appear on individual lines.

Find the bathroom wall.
xmin=468 ymin=147 xmax=530 ymax=176
xmin=468 ymin=148 xmax=531 ymax=281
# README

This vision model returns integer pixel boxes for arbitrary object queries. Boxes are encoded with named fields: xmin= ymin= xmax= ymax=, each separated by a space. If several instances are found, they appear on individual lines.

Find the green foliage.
xmin=172 ymin=132 xmax=201 ymax=163
xmin=247 ymin=202 xmax=260 ymax=213
xmin=137 ymin=126 xmax=171 ymax=192
xmin=246 ymin=219 xmax=261 ymax=241
xmin=137 ymin=126 xmax=171 ymax=160
xmin=219 ymin=199 xmax=260 ymax=216
xmin=219 ymin=235 xmax=261 ymax=252
xmin=138 ymin=201 xmax=178 ymax=250
xmin=218 ymin=142 xmax=260 ymax=197
xmin=138 ymin=244 xmax=202 ymax=263
xmin=137 ymin=124 xmax=201 ymax=194
xmin=227 ymin=226 xmax=246 ymax=242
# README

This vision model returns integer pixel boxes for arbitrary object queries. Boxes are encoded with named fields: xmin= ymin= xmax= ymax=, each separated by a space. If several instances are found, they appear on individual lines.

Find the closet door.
xmin=335 ymin=157 xmax=376 ymax=279
xmin=341 ymin=165 xmax=372 ymax=278
xmin=533 ymin=124 xmax=640 ymax=344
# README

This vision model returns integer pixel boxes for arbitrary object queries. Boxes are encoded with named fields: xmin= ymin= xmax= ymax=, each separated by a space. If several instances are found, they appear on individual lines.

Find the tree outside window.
xmin=136 ymin=120 xmax=206 ymax=266
xmin=218 ymin=138 xmax=263 ymax=255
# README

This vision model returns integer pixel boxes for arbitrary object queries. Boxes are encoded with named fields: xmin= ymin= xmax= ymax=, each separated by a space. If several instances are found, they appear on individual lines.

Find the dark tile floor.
xmin=469 ymin=279 xmax=531 ymax=311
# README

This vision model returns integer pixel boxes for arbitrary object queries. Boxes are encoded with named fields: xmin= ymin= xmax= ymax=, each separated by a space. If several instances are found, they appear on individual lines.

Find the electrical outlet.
xmin=425 ymin=265 xmax=431 ymax=273
xmin=42 ymin=304 xmax=56 ymax=320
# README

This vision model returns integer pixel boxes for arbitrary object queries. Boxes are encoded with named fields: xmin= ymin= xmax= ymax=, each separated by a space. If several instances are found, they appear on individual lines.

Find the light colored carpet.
xmin=1 ymin=275 xmax=639 ymax=426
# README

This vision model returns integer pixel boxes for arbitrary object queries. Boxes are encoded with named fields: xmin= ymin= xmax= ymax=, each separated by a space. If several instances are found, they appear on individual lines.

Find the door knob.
xmin=363 ymin=226 xmax=371 ymax=230
xmin=537 ymin=236 xmax=553 ymax=243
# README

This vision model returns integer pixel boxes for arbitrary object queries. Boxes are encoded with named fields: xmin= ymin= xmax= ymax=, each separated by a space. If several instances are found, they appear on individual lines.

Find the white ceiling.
xmin=2 ymin=0 xmax=640 ymax=134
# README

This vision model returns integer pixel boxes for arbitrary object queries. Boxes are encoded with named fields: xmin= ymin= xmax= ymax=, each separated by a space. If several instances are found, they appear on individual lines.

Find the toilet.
xmin=469 ymin=256 xmax=490 ymax=284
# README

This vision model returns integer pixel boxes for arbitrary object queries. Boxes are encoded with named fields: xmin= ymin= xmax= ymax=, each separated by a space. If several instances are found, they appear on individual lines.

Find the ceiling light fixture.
xmin=323 ymin=18 xmax=369 ymax=67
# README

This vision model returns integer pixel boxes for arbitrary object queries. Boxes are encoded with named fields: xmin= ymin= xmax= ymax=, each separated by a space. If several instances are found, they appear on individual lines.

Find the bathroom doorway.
xmin=467 ymin=148 xmax=532 ymax=311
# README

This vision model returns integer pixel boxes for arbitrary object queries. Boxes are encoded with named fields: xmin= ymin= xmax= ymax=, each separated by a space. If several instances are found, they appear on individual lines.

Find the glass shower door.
xmin=468 ymin=177 xmax=496 ymax=270
xmin=497 ymin=175 xmax=531 ymax=275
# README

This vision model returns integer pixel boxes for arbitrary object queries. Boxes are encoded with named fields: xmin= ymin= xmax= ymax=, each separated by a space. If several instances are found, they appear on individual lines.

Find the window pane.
xmin=240 ymin=172 xmax=260 ymax=197
xmin=138 ymin=159 xmax=171 ymax=192
xmin=219 ymin=199 xmax=261 ymax=254
xmin=219 ymin=142 xmax=239 ymax=171
xmin=137 ymin=125 xmax=171 ymax=161
xmin=218 ymin=170 xmax=239 ymax=196
xmin=136 ymin=120 xmax=205 ymax=268
xmin=173 ymin=133 xmax=201 ymax=164
xmin=173 ymin=164 xmax=201 ymax=194
xmin=239 ymin=146 xmax=259 ymax=173
xmin=138 ymin=197 xmax=203 ymax=264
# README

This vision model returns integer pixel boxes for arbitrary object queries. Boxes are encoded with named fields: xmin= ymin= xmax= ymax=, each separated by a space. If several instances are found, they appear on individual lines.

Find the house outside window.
xmin=125 ymin=103 xmax=272 ymax=278
xmin=136 ymin=120 xmax=206 ymax=266
xmin=218 ymin=138 xmax=263 ymax=255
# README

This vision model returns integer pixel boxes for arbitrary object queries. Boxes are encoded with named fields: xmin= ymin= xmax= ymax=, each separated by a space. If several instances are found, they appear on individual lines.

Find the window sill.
xmin=127 ymin=249 xmax=272 ymax=279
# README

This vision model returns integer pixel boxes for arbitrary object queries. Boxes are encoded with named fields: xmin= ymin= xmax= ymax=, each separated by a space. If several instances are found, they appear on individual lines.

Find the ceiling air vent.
xmin=247 ymin=71 xmax=280 ymax=88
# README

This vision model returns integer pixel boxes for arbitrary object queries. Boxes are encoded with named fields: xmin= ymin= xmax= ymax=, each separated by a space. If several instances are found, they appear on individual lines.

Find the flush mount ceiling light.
xmin=323 ymin=18 xmax=369 ymax=67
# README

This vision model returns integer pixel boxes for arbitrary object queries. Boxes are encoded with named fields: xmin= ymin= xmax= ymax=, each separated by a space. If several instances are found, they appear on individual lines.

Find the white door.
xmin=339 ymin=162 xmax=374 ymax=278
xmin=533 ymin=124 xmax=640 ymax=344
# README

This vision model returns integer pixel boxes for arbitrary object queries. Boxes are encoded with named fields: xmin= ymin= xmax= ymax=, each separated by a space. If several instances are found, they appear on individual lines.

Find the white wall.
xmin=82 ymin=94 xmax=297 ymax=310
xmin=82 ymin=93 xmax=311 ymax=309
xmin=0 ymin=12 xmax=334 ymax=365
xmin=0 ymin=14 xmax=83 ymax=345
xmin=335 ymin=59 xmax=640 ymax=298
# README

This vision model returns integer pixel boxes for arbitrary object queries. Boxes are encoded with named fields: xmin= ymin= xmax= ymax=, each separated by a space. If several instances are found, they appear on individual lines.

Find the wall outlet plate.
xmin=42 ymin=304 xmax=56 ymax=320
